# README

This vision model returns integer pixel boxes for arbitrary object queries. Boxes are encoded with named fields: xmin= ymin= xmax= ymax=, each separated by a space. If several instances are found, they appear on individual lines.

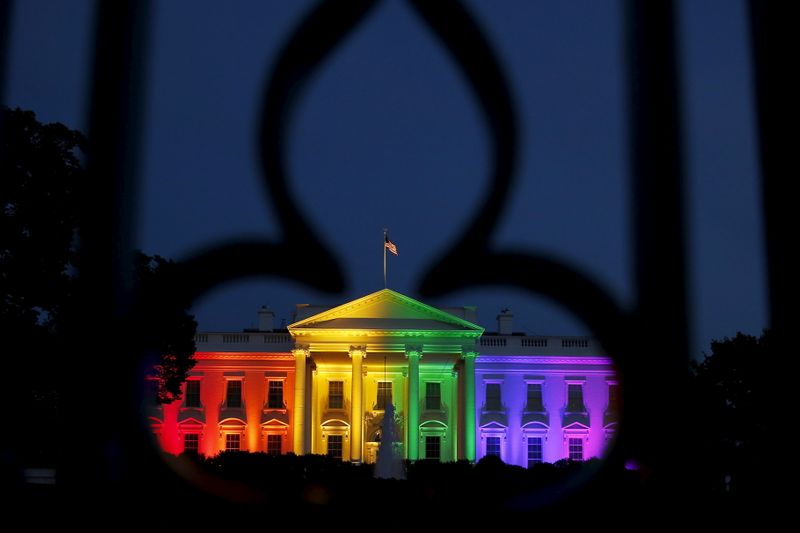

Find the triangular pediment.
xmin=288 ymin=289 xmax=483 ymax=334
xmin=261 ymin=418 xmax=289 ymax=427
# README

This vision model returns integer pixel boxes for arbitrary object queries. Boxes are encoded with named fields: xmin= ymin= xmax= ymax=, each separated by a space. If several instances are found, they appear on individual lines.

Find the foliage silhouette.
xmin=689 ymin=330 xmax=770 ymax=498
xmin=133 ymin=251 xmax=197 ymax=403
xmin=0 ymin=107 xmax=196 ymax=464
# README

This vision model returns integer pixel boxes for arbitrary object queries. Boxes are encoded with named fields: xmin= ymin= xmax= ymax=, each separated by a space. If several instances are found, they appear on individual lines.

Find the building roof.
xmin=288 ymin=289 xmax=484 ymax=336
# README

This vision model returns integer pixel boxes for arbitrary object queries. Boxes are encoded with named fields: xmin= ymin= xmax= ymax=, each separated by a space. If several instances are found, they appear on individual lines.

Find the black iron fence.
xmin=1 ymin=0 xmax=793 ymax=525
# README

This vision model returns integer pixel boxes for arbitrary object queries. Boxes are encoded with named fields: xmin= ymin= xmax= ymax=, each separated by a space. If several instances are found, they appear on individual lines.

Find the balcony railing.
xmin=195 ymin=331 xmax=294 ymax=349
xmin=479 ymin=335 xmax=603 ymax=354
xmin=195 ymin=331 xmax=602 ymax=354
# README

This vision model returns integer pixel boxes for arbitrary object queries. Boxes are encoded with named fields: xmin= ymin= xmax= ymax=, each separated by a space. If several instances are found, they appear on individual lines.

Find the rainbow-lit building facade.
xmin=150 ymin=289 xmax=617 ymax=467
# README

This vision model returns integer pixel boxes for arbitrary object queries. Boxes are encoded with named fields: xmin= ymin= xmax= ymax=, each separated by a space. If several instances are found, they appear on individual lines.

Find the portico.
xmin=287 ymin=289 xmax=483 ymax=462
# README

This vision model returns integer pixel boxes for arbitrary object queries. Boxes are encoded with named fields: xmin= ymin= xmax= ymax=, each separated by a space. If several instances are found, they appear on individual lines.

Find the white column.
xmin=463 ymin=350 xmax=477 ymax=462
xmin=451 ymin=369 xmax=459 ymax=461
xmin=310 ymin=367 xmax=319 ymax=454
xmin=406 ymin=346 xmax=422 ymax=460
xmin=292 ymin=345 xmax=309 ymax=455
xmin=349 ymin=345 xmax=366 ymax=462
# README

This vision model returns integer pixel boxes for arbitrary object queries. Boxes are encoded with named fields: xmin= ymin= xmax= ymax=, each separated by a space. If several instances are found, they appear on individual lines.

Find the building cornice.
xmin=476 ymin=355 xmax=614 ymax=365
xmin=290 ymin=328 xmax=482 ymax=339
xmin=195 ymin=352 xmax=295 ymax=361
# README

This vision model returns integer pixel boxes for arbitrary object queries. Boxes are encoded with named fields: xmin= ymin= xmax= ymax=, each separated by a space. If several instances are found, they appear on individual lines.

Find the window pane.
xmin=185 ymin=380 xmax=201 ymax=407
xmin=608 ymin=384 xmax=619 ymax=412
xmin=486 ymin=383 xmax=502 ymax=411
xmin=567 ymin=384 xmax=585 ymax=412
xmin=267 ymin=434 xmax=282 ymax=455
xmin=426 ymin=382 xmax=441 ymax=410
xmin=327 ymin=435 xmax=343 ymax=459
xmin=377 ymin=382 xmax=392 ymax=410
xmin=183 ymin=433 xmax=199 ymax=453
xmin=268 ymin=381 xmax=284 ymax=409
xmin=527 ymin=437 xmax=543 ymax=467
xmin=225 ymin=433 xmax=240 ymax=452
xmin=486 ymin=436 xmax=501 ymax=457
xmin=226 ymin=380 xmax=242 ymax=408
xmin=425 ymin=436 xmax=440 ymax=461
xmin=329 ymin=381 xmax=343 ymax=409
xmin=525 ymin=383 xmax=543 ymax=412
xmin=568 ymin=437 xmax=583 ymax=461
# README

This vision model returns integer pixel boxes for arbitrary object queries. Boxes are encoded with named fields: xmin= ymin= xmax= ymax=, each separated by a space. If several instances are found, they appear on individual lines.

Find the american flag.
xmin=385 ymin=235 xmax=398 ymax=256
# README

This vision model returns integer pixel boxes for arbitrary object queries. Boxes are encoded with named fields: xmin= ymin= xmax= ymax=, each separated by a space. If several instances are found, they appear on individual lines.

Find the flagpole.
xmin=383 ymin=228 xmax=388 ymax=288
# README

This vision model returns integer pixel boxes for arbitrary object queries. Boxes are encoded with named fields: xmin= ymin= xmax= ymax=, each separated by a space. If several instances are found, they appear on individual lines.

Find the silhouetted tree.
xmin=1 ymin=107 xmax=84 ymax=361
xmin=1 ymin=107 xmax=196 ymax=442
xmin=689 ymin=330 xmax=770 ymax=496
xmin=133 ymin=252 xmax=197 ymax=403
xmin=1 ymin=107 xmax=85 ymax=465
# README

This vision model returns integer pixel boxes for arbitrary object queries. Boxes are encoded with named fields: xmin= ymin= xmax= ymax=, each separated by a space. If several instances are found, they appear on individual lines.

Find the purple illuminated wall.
xmin=474 ymin=355 xmax=617 ymax=466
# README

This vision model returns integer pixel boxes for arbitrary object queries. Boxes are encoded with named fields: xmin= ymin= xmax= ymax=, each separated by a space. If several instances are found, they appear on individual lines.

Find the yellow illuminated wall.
xmin=311 ymin=353 xmax=418 ymax=462
xmin=306 ymin=351 xmax=461 ymax=463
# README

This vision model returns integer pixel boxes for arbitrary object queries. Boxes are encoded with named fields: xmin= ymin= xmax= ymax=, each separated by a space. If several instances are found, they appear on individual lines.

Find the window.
xmin=377 ymin=381 xmax=392 ymax=410
xmin=183 ymin=433 xmax=199 ymax=453
xmin=608 ymin=383 xmax=619 ymax=412
xmin=329 ymin=381 xmax=343 ymax=409
xmin=267 ymin=380 xmax=284 ymax=409
xmin=225 ymin=433 xmax=241 ymax=452
xmin=266 ymin=434 xmax=282 ymax=455
xmin=426 ymin=382 xmax=441 ymax=410
xmin=226 ymin=380 xmax=243 ymax=408
xmin=327 ymin=435 xmax=343 ymax=459
xmin=567 ymin=384 xmax=585 ymax=412
xmin=185 ymin=380 xmax=201 ymax=408
xmin=568 ymin=437 xmax=583 ymax=461
xmin=485 ymin=383 xmax=502 ymax=411
xmin=527 ymin=437 xmax=543 ymax=467
xmin=486 ymin=436 xmax=501 ymax=457
xmin=425 ymin=436 xmax=440 ymax=461
xmin=525 ymin=383 xmax=544 ymax=412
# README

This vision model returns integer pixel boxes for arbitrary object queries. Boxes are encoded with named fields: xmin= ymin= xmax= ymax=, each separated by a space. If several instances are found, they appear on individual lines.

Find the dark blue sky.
xmin=4 ymin=1 xmax=766 ymax=357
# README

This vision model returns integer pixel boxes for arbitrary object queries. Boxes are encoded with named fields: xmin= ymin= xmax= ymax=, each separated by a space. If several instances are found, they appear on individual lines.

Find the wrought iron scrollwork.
xmin=11 ymin=0 xmax=789 ymax=520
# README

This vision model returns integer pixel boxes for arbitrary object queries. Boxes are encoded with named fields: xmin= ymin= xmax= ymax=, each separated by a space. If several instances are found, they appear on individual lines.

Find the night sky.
xmin=4 ymin=1 xmax=766 ymax=358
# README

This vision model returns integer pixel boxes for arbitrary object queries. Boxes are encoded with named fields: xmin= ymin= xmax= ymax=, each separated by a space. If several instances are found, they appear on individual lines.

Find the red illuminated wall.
xmin=151 ymin=352 xmax=296 ymax=456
